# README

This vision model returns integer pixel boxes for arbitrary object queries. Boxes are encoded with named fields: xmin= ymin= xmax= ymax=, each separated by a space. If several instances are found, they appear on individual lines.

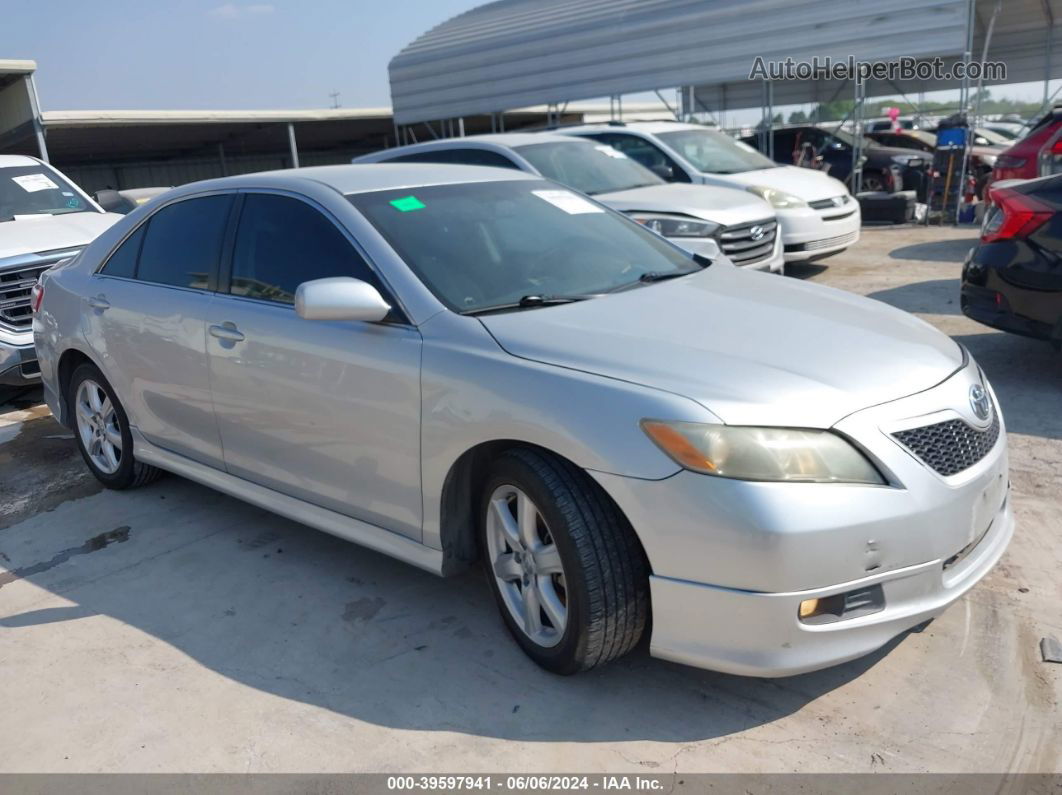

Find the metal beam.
xmin=286 ymin=122 xmax=300 ymax=168
xmin=26 ymin=75 xmax=49 ymax=162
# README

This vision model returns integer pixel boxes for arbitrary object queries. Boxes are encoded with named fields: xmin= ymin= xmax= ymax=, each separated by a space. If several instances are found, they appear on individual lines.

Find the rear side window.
xmin=137 ymin=195 xmax=232 ymax=289
xmin=230 ymin=193 xmax=379 ymax=305
xmin=100 ymin=225 xmax=145 ymax=278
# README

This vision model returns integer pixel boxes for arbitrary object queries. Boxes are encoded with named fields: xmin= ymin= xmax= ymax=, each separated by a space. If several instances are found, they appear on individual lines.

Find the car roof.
xmin=357 ymin=132 xmax=594 ymax=158
xmin=164 ymin=163 xmax=541 ymax=198
xmin=561 ymin=121 xmax=706 ymax=135
xmin=0 ymin=154 xmax=43 ymax=168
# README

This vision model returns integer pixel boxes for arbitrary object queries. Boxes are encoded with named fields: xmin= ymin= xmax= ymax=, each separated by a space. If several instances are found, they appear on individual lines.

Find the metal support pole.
xmin=286 ymin=122 xmax=300 ymax=168
xmin=1043 ymin=0 xmax=1055 ymax=107
xmin=955 ymin=0 xmax=977 ymax=224
xmin=458 ymin=117 xmax=465 ymax=137
xmin=218 ymin=143 xmax=228 ymax=176
xmin=26 ymin=75 xmax=49 ymax=162
xmin=851 ymin=80 xmax=865 ymax=195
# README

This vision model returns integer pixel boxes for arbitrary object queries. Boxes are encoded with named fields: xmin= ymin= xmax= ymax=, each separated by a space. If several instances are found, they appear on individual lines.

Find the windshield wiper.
xmin=462 ymin=294 xmax=597 ymax=316
xmin=607 ymin=267 xmax=703 ymax=293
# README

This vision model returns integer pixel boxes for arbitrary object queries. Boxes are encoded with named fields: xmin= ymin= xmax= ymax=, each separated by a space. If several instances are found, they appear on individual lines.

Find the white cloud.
xmin=207 ymin=3 xmax=274 ymax=20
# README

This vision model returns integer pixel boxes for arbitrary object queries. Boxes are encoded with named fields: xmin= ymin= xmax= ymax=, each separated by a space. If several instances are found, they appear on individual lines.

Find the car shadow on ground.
xmin=888 ymin=237 xmax=976 ymax=263
xmin=0 ymin=416 xmax=908 ymax=743
xmin=784 ymin=262 xmax=829 ymax=280
xmin=867 ymin=279 xmax=963 ymax=316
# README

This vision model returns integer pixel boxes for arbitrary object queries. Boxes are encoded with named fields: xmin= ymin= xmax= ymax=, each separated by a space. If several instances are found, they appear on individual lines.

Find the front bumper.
xmin=649 ymin=494 xmax=1011 ymax=676
xmin=590 ymin=358 xmax=1011 ymax=676
xmin=0 ymin=332 xmax=40 ymax=387
xmin=778 ymin=203 xmax=861 ymax=262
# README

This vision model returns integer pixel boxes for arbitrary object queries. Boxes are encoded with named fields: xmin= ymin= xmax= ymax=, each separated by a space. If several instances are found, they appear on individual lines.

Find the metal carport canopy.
xmin=388 ymin=0 xmax=971 ymax=124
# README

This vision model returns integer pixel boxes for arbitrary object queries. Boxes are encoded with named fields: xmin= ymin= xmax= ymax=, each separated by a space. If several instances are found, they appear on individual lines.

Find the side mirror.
xmin=95 ymin=189 xmax=129 ymax=214
xmin=295 ymin=277 xmax=391 ymax=322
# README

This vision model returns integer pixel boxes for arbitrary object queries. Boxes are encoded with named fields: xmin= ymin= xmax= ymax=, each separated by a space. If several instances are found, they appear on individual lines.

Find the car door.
xmin=84 ymin=193 xmax=232 ymax=466
xmin=205 ymin=191 xmax=423 ymax=539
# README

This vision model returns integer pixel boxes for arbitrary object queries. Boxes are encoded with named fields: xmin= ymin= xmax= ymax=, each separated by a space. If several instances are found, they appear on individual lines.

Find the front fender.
xmin=418 ymin=312 xmax=717 ymax=551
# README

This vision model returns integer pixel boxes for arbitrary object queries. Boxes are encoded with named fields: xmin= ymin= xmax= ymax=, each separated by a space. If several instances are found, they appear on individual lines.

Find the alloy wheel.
xmin=485 ymin=484 xmax=568 ymax=648
xmin=75 ymin=379 xmax=122 ymax=475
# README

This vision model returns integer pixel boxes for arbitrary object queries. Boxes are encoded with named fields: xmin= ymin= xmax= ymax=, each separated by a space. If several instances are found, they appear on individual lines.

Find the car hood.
xmin=479 ymin=266 xmax=962 ymax=428
xmin=714 ymin=165 xmax=849 ymax=202
xmin=0 ymin=212 xmax=121 ymax=261
xmin=596 ymin=183 xmax=775 ymax=226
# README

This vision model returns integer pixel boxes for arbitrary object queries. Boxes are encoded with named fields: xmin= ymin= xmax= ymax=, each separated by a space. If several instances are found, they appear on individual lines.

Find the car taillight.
xmin=994 ymin=154 xmax=1027 ymax=170
xmin=30 ymin=281 xmax=44 ymax=313
xmin=980 ymin=187 xmax=1053 ymax=243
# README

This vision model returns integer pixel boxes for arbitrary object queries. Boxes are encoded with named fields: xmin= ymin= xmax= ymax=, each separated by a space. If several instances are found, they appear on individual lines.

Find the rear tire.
xmin=479 ymin=447 xmax=649 ymax=674
xmin=68 ymin=362 xmax=163 ymax=490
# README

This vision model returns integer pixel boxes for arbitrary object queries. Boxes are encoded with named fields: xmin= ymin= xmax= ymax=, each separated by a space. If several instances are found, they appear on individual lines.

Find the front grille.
xmin=0 ymin=263 xmax=51 ymax=331
xmin=718 ymin=218 xmax=777 ymax=266
xmin=892 ymin=415 xmax=1001 ymax=477
xmin=809 ymin=195 xmax=851 ymax=211
xmin=785 ymin=229 xmax=859 ymax=253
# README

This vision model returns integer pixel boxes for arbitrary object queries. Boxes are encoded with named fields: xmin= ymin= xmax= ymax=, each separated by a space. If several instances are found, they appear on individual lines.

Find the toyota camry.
xmin=33 ymin=164 xmax=1011 ymax=676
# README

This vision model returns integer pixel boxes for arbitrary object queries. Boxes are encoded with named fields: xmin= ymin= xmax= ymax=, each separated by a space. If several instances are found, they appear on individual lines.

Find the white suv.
xmin=1 ymin=155 xmax=121 ymax=401
xmin=561 ymin=122 xmax=861 ymax=263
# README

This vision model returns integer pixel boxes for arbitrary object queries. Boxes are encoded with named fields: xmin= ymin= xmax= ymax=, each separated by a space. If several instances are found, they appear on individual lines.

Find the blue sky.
xmin=1 ymin=0 xmax=482 ymax=110
xmin=2 ymin=1 xmax=1056 ymax=118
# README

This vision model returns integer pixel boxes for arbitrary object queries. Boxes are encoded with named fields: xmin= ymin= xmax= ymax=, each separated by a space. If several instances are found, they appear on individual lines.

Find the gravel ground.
xmin=0 ymin=224 xmax=1059 ymax=774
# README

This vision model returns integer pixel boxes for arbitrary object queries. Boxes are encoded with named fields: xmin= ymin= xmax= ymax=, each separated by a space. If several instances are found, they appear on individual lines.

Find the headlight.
xmin=745 ymin=185 xmax=808 ymax=209
xmin=641 ymin=420 xmax=885 ymax=484
xmin=629 ymin=213 xmax=720 ymax=238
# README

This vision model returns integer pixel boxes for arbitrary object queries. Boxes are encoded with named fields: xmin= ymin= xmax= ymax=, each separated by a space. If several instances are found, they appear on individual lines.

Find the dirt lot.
xmin=1 ymin=225 xmax=1059 ymax=774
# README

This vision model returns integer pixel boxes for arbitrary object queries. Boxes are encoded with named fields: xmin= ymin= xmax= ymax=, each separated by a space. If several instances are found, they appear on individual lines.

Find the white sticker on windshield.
xmin=532 ymin=189 xmax=604 ymax=215
xmin=12 ymin=174 xmax=59 ymax=193
xmin=594 ymin=145 xmax=628 ymax=159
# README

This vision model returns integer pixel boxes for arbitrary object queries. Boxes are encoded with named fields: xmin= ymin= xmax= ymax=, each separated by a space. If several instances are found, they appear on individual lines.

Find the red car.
xmin=989 ymin=107 xmax=1062 ymax=187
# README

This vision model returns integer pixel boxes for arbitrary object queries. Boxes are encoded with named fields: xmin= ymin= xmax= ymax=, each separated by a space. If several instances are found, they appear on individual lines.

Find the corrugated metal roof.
xmin=389 ymin=0 xmax=971 ymax=123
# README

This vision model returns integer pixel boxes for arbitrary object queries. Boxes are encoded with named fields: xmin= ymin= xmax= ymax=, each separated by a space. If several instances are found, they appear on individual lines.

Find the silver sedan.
xmin=32 ymin=164 xmax=1012 ymax=676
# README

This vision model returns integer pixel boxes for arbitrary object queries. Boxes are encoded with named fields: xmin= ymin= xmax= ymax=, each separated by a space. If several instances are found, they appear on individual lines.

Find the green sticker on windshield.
xmin=389 ymin=195 xmax=426 ymax=212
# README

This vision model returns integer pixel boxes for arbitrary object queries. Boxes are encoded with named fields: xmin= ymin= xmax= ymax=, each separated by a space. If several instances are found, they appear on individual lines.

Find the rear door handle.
xmin=209 ymin=322 xmax=245 ymax=343
xmin=87 ymin=295 xmax=110 ymax=311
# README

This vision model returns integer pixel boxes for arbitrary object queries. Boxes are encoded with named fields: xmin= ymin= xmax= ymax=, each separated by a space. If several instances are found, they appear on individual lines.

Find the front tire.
xmin=68 ymin=362 xmax=162 ymax=490
xmin=480 ymin=448 xmax=649 ymax=674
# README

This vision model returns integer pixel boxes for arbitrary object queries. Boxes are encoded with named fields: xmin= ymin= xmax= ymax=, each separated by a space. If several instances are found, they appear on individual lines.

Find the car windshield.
xmin=513 ymin=141 xmax=662 ymax=195
xmin=0 ymin=165 xmax=94 ymax=222
xmin=348 ymin=179 xmax=701 ymax=314
xmin=656 ymin=128 xmax=777 ymax=174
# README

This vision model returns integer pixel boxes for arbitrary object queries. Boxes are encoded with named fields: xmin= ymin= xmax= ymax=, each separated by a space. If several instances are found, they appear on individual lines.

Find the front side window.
xmin=513 ymin=141 xmax=662 ymax=194
xmin=574 ymin=134 xmax=692 ymax=184
xmin=349 ymin=179 xmax=700 ymax=314
xmin=0 ymin=165 xmax=95 ymax=223
xmin=656 ymin=129 xmax=778 ymax=174
xmin=137 ymin=195 xmax=231 ymax=289
xmin=230 ymin=193 xmax=378 ymax=305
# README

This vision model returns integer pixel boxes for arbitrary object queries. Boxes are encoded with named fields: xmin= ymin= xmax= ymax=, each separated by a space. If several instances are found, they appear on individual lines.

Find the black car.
xmin=742 ymin=126 xmax=929 ymax=198
xmin=961 ymin=174 xmax=1062 ymax=346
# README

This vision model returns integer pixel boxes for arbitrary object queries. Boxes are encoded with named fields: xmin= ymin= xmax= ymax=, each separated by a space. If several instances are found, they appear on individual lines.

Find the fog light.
xmin=798 ymin=585 xmax=885 ymax=625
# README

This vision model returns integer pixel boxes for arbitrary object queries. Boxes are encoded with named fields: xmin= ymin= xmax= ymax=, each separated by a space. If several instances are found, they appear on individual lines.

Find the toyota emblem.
xmin=969 ymin=384 xmax=991 ymax=422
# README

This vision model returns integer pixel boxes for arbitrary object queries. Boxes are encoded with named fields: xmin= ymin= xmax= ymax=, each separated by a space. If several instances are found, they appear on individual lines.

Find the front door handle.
xmin=87 ymin=295 xmax=110 ymax=311
xmin=209 ymin=322 xmax=245 ymax=343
